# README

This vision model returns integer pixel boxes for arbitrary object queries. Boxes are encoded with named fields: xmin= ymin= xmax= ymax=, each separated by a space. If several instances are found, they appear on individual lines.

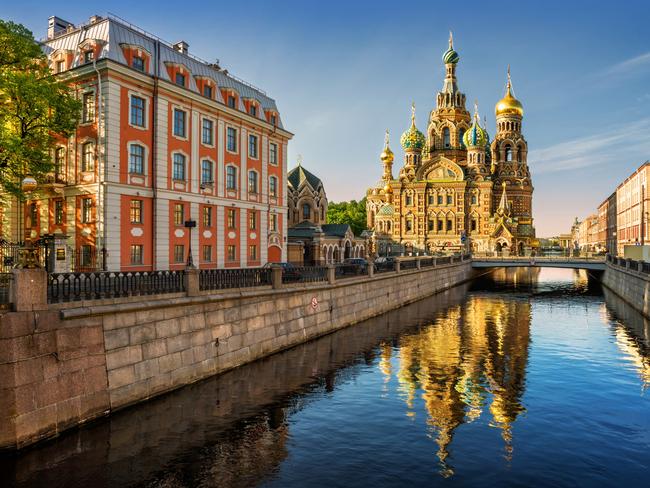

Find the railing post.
xmin=367 ymin=262 xmax=374 ymax=278
xmin=327 ymin=265 xmax=336 ymax=284
xmin=626 ymin=258 xmax=631 ymax=270
xmin=185 ymin=268 xmax=200 ymax=296
xmin=271 ymin=266 xmax=283 ymax=289
xmin=11 ymin=268 xmax=48 ymax=311
xmin=416 ymin=258 xmax=421 ymax=270
xmin=395 ymin=259 xmax=401 ymax=273
xmin=638 ymin=261 xmax=644 ymax=273
xmin=432 ymin=257 xmax=437 ymax=267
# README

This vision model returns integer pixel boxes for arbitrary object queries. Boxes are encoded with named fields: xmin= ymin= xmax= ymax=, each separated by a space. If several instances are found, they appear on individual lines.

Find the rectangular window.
xmin=129 ymin=144 xmax=145 ymax=174
xmin=130 ymin=200 xmax=143 ymax=224
xmin=82 ymin=92 xmax=95 ymax=123
xmin=201 ymin=160 xmax=213 ymax=186
xmin=249 ymin=211 xmax=257 ymax=230
xmin=249 ymin=245 xmax=257 ymax=261
xmin=54 ymin=147 xmax=65 ymax=179
xmin=227 ymin=95 xmax=236 ymax=108
xmin=406 ymin=219 xmax=412 ymax=232
xmin=447 ymin=195 xmax=453 ymax=205
xmin=202 ymin=206 xmax=212 ymax=227
xmin=132 ymin=56 xmax=145 ymax=71
xmin=202 ymin=118 xmax=213 ymax=145
xmin=175 ymin=72 xmax=186 ymax=87
xmin=227 ymin=209 xmax=236 ymax=229
xmin=471 ymin=194 xmax=477 ymax=205
xmin=173 ymin=109 xmax=186 ymax=137
xmin=250 ymin=105 xmax=257 ymax=117
xmin=447 ymin=219 xmax=453 ymax=231
xmin=81 ymin=198 xmax=92 ymax=223
xmin=226 ymin=166 xmax=237 ymax=190
xmin=405 ymin=195 xmax=412 ymax=206
xmin=203 ymin=245 xmax=212 ymax=262
xmin=269 ymin=143 xmax=278 ymax=165
xmin=174 ymin=203 xmax=184 ymax=226
xmin=269 ymin=176 xmax=277 ymax=197
xmin=172 ymin=153 xmax=186 ymax=181
xmin=248 ymin=171 xmax=258 ymax=194
xmin=248 ymin=134 xmax=258 ymax=158
xmin=428 ymin=195 xmax=434 ymax=205
xmin=437 ymin=195 xmax=443 ymax=205
xmin=227 ymin=244 xmax=236 ymax=262
xmin=54 ymin=200 xmax=64 ymax=225
xmin=56 ymin=60 xmax=65 ymax=73
xmin=84 ymin=50 xmax=94 ymax=63
xmin=226 ymin=127 xmax=237 ymax=152
xmin=80 ymin=245 xmax=93 ymax=267
xmin=130 ymin=244 xmax=143 ymax=265
xmin=428 ymin=219 xmax=434 ymax=231
xmin=438 ymin=219 xmax=443 ymax=231
xmin=270 ymin=213 xmax=277 ymax=232
xmin=82 ymin=142 xmax=95 ymax=172
xmin=174 ymin=244 xmax=185 ymax=263
xmin=203 ymin=85 xmax=213 ymax=99
xmin=270 ymin=114 xmax=277 ymax=125
xmin=130 ymin=96 xmax=146 ymax=127
xmin=471 ymin=219 xmax=477 ymax=231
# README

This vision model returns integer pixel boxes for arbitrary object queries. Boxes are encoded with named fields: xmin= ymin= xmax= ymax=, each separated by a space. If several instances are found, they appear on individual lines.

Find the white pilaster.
xmin=240 ymin=209 xmax=247 ymax=267
xmin=155 ymin=198 xmax=169 ymax=269
xmin=281 ymin=142 xmax=288 ymax=262
xmin=190 ymin=201 xmax=199 ymax=267
xmin=217 ymin=204 xmax=225 ymax=267
xmin=261 ymin=135 xmax=268 ymax=204
xmin=260 ymin=210 xmax=268 ymax=264
xmin=217 ymin=120 xmax=225 ymax=197
xmin=104 ymin=79 xmax=121 ymax=183
xmin=240 ymin=128 xmax=247 ymax=200
xmin=191 ymin=110 xmax=199 ymax=193
xmin=104 ymin=186 xmax=121 ymax=270
xmin=156 ymin=98 xmax=169 ymax=189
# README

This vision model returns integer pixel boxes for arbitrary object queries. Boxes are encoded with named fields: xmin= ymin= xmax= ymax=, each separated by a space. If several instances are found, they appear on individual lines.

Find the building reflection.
xmin=386 ymin=268 xmax=533 ymax=476
xmin=602 ymin=288 xmax=650 ymax=390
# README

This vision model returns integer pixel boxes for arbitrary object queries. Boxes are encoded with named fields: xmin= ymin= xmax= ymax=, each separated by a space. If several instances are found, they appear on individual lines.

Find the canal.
xmin=2 ymin=268 xmax=649 ymax=487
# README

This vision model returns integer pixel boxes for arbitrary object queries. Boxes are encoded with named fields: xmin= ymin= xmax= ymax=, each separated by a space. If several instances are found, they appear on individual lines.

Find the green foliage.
xmin=0 ymin=19 xmax=81 ymax=200
xmin=327 ymin=197 xmax=367 ymax=235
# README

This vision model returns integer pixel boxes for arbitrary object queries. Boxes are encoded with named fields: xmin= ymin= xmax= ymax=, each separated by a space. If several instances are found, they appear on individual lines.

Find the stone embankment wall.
xmin=601 ymin=262 xmax=650 ymax=319
xmin=0 ymin=260 xmax=472 ymax=450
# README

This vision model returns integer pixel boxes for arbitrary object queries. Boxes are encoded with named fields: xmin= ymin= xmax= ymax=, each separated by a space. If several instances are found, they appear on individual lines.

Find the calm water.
xmin=2 ymin=268 xmax=650 ymax=487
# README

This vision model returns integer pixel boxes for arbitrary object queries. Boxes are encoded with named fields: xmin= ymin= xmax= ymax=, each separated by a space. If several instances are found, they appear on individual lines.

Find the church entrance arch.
xmin=344 ymin=241 xmax=352 ymax=259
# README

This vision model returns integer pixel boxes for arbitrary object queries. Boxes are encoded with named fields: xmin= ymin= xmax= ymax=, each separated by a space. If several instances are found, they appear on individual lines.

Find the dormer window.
xmin=132 ymin=56 xmax=145 ymax=71
xmin=270 ymin=114 xmax=277 ymax=125
xmin=84 ymin=50 xmax=94 ymax=63
xmin=175 ymin=72 xmax=186 ymax=87
xmin=250 ymin=105 xmax=257 ymax=117
xmin=203 ymin=84 xmax=213 ymax=99
xmin=56 ymin=60 xmax=65 ymax=73
xmin=227 ymin=95 xmax=236 ymax=109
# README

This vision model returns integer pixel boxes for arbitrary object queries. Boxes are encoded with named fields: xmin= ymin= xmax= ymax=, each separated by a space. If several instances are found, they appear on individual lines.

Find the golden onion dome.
xmin=495 ymin=67 xmax=524 ymax=117
xmin=384 ymin=182 xmax=393 ymax=194
xmin=380 ymin=130 xmax=395 ymax=163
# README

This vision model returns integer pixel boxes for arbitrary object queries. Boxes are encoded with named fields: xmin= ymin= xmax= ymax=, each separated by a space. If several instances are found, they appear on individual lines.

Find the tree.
xmin=0 ymin=20 xmax=80 ymax=200
xmin=327 ymin=197 xmax=367 ymax=235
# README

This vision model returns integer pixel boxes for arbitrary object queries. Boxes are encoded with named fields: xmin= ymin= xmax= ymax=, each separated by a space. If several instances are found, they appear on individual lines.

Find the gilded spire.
xmin=449 ymin=30 xmax=453 ymax=49
xmin=497 ymin=181 xmax=510 ymax=216
xmin=380 ymin=129 xmax=394 ymax=164
xmin=495 ymin=66 xmax=524 ymax=117
xmin=411 ymin=102 xmax=416 ymax=127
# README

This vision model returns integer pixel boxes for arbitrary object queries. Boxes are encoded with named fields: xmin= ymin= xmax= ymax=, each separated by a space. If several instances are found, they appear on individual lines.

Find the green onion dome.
xmin=442 ymin=31 xmax=459 ymax=64
xmin=400 ymin=104 xmax=425 ymax=151
xmin=463 ymin=119 xmax=488 ymax=148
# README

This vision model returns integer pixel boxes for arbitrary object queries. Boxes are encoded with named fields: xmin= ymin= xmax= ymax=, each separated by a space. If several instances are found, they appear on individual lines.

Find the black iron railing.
xmin=436 ymin=256 xmax=451 ymax=265
xmin=48 ymin=270 xmax=185 ymax=303
xmin=284 ymin=266 xmax=328 ymax=284
xmin=374 ymin=261 xmax=396 ymax=273
xmin=335 ymin=263 xmax=367 ymax=278
xmin=400 ymin=259 xmax=417 ymax=270
xmin=199 ymin=268 xmax=272 ymax=291
xmin=607 ymin=254 xmax=650 ymax=274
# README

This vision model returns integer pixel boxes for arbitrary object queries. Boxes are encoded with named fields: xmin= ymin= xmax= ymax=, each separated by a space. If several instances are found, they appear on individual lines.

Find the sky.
xmin=4 ymin=0 xmax=650 ymax=236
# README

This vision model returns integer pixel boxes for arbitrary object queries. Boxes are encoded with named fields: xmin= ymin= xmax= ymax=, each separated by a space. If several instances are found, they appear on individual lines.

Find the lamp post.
xmin=184 ymin=219 xmax=196 ymax=268
xmin=17 ymin=176 xmax=40 ymax=268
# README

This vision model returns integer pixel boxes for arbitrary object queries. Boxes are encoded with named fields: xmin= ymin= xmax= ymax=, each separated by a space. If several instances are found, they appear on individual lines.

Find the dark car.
xmin=373 ymin=256 xmax=397 ymax=271
xmin=263 ymin=262 xmax=301 ymax=282
xmin=340 ymin=258 xmax=368 ymax=275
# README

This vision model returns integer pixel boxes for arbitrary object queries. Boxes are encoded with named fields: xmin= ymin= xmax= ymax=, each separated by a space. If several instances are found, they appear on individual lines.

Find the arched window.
xmin=443 ymin=127 xmax=451 ymax=148
xmin=459 ymin=129 xmax=465 ymax=148
xmin=302 ymin=203 xmax=311 ymax=221
xmin=505 ymin=145 xmax=512 ymax=162
xmin=471 ymin=194 xmax=477 ymax=205
xmin=269 ymin=175 xmax=278 ymax=197
xmin=248 ymin=170 xmax=258 ymax=193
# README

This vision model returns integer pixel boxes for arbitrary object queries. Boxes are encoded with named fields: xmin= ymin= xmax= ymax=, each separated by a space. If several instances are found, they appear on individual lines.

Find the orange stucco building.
xmin=1 ymin=14 xmax=291 ymax=271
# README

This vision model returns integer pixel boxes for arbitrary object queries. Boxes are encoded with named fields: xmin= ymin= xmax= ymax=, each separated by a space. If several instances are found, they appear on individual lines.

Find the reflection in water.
xmin=603 ymin=288 xmax=650 ymax=390
xmin=3 ymin=268 xmax=650 ymax=487
xmin=387 ymin=291 xmax=531 ymax=476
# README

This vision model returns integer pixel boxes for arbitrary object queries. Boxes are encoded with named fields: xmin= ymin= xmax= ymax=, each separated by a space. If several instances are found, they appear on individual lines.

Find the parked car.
xmin=263 ymin=262 xmax=301 ymax=282
xmin=374 ymin=256 xmax=397 ymax=271
xmin=341 ymin=258 xmax=368 ymax=274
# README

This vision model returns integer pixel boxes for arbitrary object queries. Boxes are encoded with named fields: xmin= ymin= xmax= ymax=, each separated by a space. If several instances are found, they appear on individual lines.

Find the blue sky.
xmin=5 ymin=0 xmax=650 ymax=236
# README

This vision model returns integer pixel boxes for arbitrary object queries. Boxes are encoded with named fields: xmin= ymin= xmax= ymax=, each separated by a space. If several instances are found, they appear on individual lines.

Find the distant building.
xmin=616 ymin=162 xmax=649 ymax=255
xmin=286 ymin=163 xmax=365 ymax=265
xmin=597 ymin=192 xmax=617 ymax=254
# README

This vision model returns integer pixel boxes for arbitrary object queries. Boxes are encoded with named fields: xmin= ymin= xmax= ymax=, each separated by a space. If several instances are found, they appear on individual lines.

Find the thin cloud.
xmin=530 ymin=118 xmax=650 ymax=174
xmin=602 ymin=51 xmax=650 ymax=76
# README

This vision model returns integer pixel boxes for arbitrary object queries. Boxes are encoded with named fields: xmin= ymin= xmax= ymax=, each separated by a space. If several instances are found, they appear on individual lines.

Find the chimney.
xmin=47 ymin=16 xmax=74 ymax=39
xmin=89 ymin=15 xmax=103 ymax=24
xmin=173 ymin=41 xmax=189 ymax=55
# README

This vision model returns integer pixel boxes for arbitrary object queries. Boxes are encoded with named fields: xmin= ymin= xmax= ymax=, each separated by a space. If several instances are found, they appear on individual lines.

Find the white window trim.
xmin=80 ymin=89 xmax=96 ymax=127
xmin=126 ymin=140 xmax=150 ymax=180
xmin=248 ymin=169 xmax=260 ymax=194
xmin=269 ymin=175 xmax=278 ymax=198
xmin=171 ymin=150 xmax=190 ymax=182
xmin=200 ymin=157 xmax=216 ymax=186
xmin=78 ymin=138 xmax=96 ymax=173
xmin=225 ymin=163 xmax=239 ymax=191
xmin=171 ymin=105 xmax=190 ymax=141
xmin=225 ymin=125 xmax=239 ymax=154
xmin=128 ymin=90 xmax=150 ymax=131
xmin=201 ymin=116 xmax=215 ymax=147
xmin=269 ymin=142 xmax=279 ymax=166
xmin=248 ymin=133 xmax=259 ymax=160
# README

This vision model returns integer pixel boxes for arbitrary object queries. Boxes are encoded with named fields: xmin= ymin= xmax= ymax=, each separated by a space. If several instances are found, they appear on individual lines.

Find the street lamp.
xmin=17 ymin=176 xmax=40 ymax=268
xmin=184 ymin=219 xmax=196 ymax=268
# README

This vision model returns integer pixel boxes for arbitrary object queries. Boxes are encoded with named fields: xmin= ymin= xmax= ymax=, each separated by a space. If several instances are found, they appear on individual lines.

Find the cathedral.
xmin=366 ymin=34 xmax=536 ymax=256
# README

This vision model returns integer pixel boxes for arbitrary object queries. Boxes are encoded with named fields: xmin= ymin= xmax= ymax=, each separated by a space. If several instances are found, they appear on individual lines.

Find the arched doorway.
xmin=344 ymin=241 xmax=352 ymax=259
xmin=268 ymin=245 xmax=282 ymax=263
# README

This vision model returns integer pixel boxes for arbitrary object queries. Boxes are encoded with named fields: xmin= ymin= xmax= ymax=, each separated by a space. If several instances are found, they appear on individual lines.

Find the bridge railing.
xmin=471 ymin=254 xmax=606 ymax=262
xmin=606 ymin=254 xmax=650 ymax=274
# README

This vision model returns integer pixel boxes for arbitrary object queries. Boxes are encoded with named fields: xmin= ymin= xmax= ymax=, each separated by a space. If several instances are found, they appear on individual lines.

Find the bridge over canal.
xmin=471 ymin=256 xmax=606 ymax=271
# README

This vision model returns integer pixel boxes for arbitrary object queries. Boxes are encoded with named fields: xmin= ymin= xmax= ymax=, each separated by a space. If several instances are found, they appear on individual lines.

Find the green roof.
xmin=321 ymin=224 xmax=351 ymax=237
xmin=288 ymin=165 xmax=323 ymax=190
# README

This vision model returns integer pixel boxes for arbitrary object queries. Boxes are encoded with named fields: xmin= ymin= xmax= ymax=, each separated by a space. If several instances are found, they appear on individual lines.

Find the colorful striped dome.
xmin=442 ymin=31 xmax=459 ymax=64
xmin=400 ymin=104 xmax=425 ymax=151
